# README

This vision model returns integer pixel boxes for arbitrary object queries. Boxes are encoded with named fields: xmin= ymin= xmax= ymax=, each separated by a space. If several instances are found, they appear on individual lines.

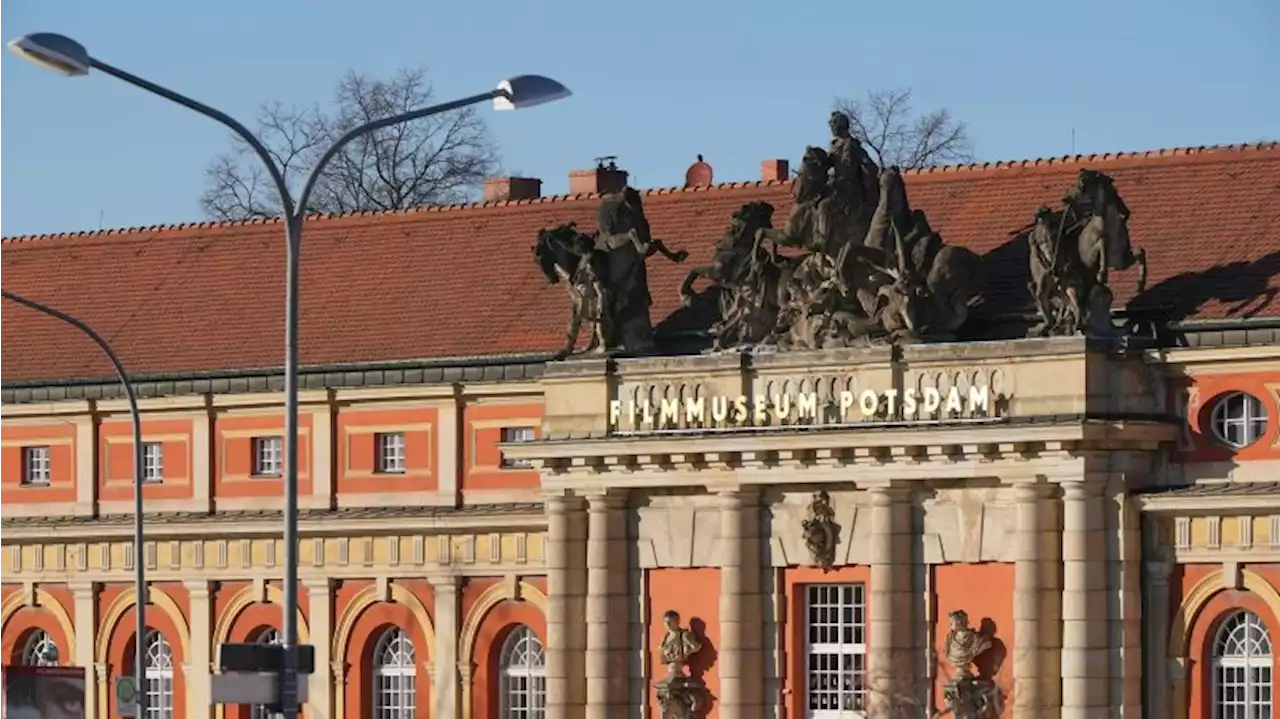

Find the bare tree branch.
xmin=200 ymin=67 xmax=500 ymax=220
xmin=833 ymin=88 xmax=976 ymax=169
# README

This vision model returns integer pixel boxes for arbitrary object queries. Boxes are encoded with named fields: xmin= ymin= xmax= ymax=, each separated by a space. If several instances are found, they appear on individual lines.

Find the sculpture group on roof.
xmin=533 ymin=110 xmax=1150 ymax=357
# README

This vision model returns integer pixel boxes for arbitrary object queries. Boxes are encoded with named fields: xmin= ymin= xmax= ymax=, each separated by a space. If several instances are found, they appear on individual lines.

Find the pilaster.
xmin=1059 ymin=479 xmax=1109 ymax=717
xmin=435 ymin=393 xmax=461 ymax=506
xmin=1142 ymin=556 xmax=1172 ymax=719
xmin=310 ymin=403 xmax=334 ymax=509
xmin=717 ymin=489 xmax=764 ymax=719
xmin=184 ymin=580 xmax=213 ymax=719
xmin=1011 ymin=482 xmax=1048 ymax=714
xmin=545 ymin=494 xmax=587 ymax=719
xmin=866 ymin=485 xmax=913 ymax=713
xmin=429 ymin=574 xmax=461 ymax=719
xmin=192 ymin=404 xmax=213 ymax=513
xmin=71 ymin=581 xmax=99 ymax=719
xmin=584 ymin=493 xmax=629 ymax=719
xmin=303 ymin=577 xmax=334 ymax=719
xmin=73 ymin=415 xmax=97 ymax=516
xmin=1115 ymin=489 xmax=1143 ymax=718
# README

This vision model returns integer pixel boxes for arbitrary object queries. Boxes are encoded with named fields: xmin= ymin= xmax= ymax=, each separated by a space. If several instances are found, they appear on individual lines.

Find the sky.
xmin=2 ymin=0 xmax=1277 ymax=238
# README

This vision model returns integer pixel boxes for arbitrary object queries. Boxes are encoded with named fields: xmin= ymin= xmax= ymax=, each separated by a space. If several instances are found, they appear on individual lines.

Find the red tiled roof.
xmin=4 ymin=144 xmax=1279 ymax=384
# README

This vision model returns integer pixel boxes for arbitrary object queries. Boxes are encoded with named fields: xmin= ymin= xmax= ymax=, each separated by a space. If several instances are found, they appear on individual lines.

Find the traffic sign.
xmin=116 ymin=676 xmax=139 ymax=717
xmin=219 ymin=643 xmax=315 ymax=674
xmin=211 ymin=673 xmax=310 ymax=705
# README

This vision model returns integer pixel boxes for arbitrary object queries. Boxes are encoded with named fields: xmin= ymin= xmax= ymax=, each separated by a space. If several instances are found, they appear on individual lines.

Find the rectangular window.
xmin=375 ymin=432 xmax=406 ymax=474
xmin=21 ymin=446 xmax=51 ymax=486
xmin=252 ymin=436 xmax=283 ymax=477
xmin=805 ymin=583 xmax=866 ymax=717
xmin=142 ymin=442 xmax=164 ymax=483
xmin=499 ymin=426 xmax=536 ymax=469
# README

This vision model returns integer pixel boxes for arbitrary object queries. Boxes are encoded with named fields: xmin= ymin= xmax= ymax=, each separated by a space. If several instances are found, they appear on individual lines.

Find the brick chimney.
xmin=569 ymin=156 xmax=629 ymax=195
xmin=760 ymin=159 xmax=790 ymax=183
xmin=483 ymin=176 xmax=542 ymax=202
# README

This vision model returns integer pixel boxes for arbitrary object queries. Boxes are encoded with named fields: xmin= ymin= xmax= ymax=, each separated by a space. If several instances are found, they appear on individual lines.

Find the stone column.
xmin=717 ymin=490 xmax=763 ymax=719
xmin=867 ymin=486 xmax=913 ymax=712
xmin=1115 ymin=490 xmax=1144 ymax=718
xmin=184 ymin=580 xmax=213 ymax=719
xmin=584 ymin=493 xmax=628 ymax=719
xmin=546 ymin=494 xmax=587 ymax=719
xmin=1143 ymin=556 xmax=1172 ymax=719
xmin=1060 ymin=480 xmax=1109 ymax=717
xmin=71 ymin=582 xmax=98 ymax=719
xmin=429 ymin=574 xmax=461 ymax=719
xmin=1012 ymin=482 xmax=1043 ymax=715
xmin=303 ymin=578 xmax=334 ymax=719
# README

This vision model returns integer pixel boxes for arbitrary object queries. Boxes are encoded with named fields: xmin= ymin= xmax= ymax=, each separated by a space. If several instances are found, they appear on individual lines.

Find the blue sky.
xmin=3 ymin=0 xmax=1277 ymax=237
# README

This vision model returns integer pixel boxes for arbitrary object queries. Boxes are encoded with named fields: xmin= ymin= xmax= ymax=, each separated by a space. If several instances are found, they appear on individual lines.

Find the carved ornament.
xmin=801 ymin=490 xmax=840 ymax=573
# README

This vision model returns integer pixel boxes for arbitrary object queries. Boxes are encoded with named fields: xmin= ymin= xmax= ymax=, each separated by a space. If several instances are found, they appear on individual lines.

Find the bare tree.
xmin=201 ymin=67 xmax=500 ymax=220
xmin=834 ymin=88 xmax=975 ymax=169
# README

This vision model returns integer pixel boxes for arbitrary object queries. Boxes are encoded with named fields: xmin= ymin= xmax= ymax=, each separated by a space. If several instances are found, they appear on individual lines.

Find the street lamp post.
xmin=8 ymin=31 xmax=570 ymax=715
xmin=1 ymin=290 xmax=150 ymax=716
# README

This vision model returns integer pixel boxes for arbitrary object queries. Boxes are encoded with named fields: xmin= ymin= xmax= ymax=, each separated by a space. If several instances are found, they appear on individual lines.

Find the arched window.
xmin=499 ymin=625 xmax=546 ymax=718
xmin=1213 ymin=610 xmax=1273 ymax=718
xmin=1210 ymin=392 xmax=1269 ymax=449
xmin=251 ymin=629 xmax=282 ymax=719
xmin=144 ymin=630 xmax=175 ymax=719
xmin=20 ymin=630 xmax=59 ymax=666
xmin=372 ymin=628 xmax=416 ymax=719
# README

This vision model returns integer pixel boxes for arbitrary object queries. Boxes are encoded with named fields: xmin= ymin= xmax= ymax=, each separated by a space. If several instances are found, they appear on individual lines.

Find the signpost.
xmin=116 ymin=676 xmax=138 ymax=717
xmin=213 ymin=643 xmax=315 ymax=713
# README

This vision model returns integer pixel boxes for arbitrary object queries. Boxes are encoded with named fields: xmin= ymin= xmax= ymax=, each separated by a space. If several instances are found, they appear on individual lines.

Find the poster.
xmin=3 ymin=666 xmax=86 ymax=719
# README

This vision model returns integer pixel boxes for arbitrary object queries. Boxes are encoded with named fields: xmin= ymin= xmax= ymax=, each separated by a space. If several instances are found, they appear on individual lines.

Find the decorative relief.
xmin=767 ymin=490 xmax=865 ymax=568
xmin=801 ymin=490 xmax=840 ymax=573
xmin=636 ymin=495 xmax=722 ymax=569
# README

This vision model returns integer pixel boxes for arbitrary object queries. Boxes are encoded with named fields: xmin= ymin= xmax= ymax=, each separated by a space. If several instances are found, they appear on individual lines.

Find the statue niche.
xmin=655 ymin=610 xmax=708 ymax=719
xmin=941 ymin=609 xmax=1001 ymax=719
xmin=1024 ymin=168 xmax=1147 ymax=337
xmin=685 ymin=110 xmax=987 ymax=351
xmin=534 ymin=187 xmax=688 ymax=358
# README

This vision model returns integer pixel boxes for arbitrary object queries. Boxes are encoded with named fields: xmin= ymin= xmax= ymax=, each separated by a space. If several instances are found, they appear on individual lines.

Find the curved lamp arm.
xmin=88 ymin=58 xmax=297 ymax=218
xmin=295 ymin=90 xmax=500 ymax=217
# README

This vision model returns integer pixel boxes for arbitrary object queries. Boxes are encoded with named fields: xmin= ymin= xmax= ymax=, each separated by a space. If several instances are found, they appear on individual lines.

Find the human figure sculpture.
xmin=942 ymin=609 xmax=998 ymax=719
xmin=655 ymin=610 xmax=705 ymax=719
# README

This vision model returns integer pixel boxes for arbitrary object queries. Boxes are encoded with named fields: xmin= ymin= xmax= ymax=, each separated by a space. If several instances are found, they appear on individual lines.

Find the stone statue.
xmin=941 ymin=609 xmax=999 ymax=719
xmin=535 ymin=188 xmax=688 ymax=358
xmin=655 ymin=610 xmax=706 ymax=719
xmin=1025 ymin=168 xmax=1147 ymax=338
xmin=801 ymin=490 xmax=840 ymax=573
xmin=687 ymin=111 xmax=989 ymax=352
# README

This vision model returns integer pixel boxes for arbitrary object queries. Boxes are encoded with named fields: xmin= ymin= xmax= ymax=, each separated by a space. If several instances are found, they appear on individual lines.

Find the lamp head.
xmin=494 ymin=75 xmax=571 ymax=112
xmin=7 ymin=33 xmax=90 ymax=76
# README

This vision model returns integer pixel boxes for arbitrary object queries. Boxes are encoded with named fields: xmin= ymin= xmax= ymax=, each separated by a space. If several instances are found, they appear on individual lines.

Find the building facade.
xmin=2 ymin=142 xmax=1279 ymax=719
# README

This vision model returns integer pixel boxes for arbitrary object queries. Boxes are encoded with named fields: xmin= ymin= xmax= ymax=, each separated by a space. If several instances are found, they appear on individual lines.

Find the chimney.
xmin=684 ymin=154 xmax=714 ymax=188
xmin=569 ymin=156 xmax=629 ymax=195
xmin=760 ymin=159 xmax=790 ymax=183
xmin=483 ymin=176 xmax=542 ymax=202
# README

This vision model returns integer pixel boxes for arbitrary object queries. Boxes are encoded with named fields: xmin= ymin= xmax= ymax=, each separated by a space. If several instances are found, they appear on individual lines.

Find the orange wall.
xmin=336 ymin=406 xmax=438 ymax=494
xmin=931 ymin=563 xmax=1015 ymax=709
xmin=214 ymin=413 xmax=313 ymax=498
xmin=1 ymin=606 xmax=73 ymax=665
xmin=337 ymin=579 xmax=435 ymax=719
xmin=470 ymin=594 xmax=548 ymax=719
xmin=99 ymin=417 xmax=194 ymax=502
xmin=647 ymin=568 xmax=720 ymax=719
xmin=1181 ymin=370 xmax=1280 ymax=462
xmin=1 ymin=422 xmax=77 ymax=504
xmin=462 ymin=403 xmax=543 ymax=492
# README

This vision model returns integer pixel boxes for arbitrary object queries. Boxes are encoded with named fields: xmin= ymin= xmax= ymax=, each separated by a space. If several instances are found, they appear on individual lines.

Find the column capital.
xmin=182 ymin=579 xmax=213 ymax=599
xmin=584 ymin=492 xmax=628 ymax=511
xmin=544 ymin=492 xmax=586 ymax=515
xmin=865 ymin=483 xmax=912 ymax=505
xmin=94 ymin=663 xmax=110 ymax=683
xmin=301 ymin=576 xmax=333 ymax=592
xmin=427 ymin=573 xmax=462 ymax=592
xmin=1012 ymin=480 xmax=1052 ymax=501
xmin=1058 ymin=478 xmax=1106 ymax=499
xmin=715 ymin=487 xmax=759 ymax=509
xmin=68 ymin=580 xmax=100 ymax=595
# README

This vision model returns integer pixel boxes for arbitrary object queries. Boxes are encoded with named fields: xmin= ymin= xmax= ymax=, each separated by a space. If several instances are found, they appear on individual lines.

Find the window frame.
xmin=804 ymin=582 xmax=868 ymax=719
xmin=251 ymin=436 xmax=284 ymax=477
xmin=1210 ymin=391 xmax=1269 ymax=449
xmin=499 ymin=426 xmax=537 ymax=469
xmin=21 ymin=445 xmax=51 ymax=486
xmin=1212 ymin=609 xmax=1273 ymax=719
xmin=371 ymin=627 xmax=416 ymax=719
xmin=499 ymin=624 xmax=546 ymax=718
xmin=144 ymin=629 xmax=175 ymax=719
xmin=20 ymin=629 xmax=59 ymax=666
xmin=142 ymin=441 xmax=165 ymax=483
xmin=375 ymin=432 xmax=407 ymax=474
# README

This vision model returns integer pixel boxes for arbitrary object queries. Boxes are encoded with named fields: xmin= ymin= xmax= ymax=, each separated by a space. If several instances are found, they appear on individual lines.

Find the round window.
xmin=1209 ymin=392 xmax=1269 ymax=449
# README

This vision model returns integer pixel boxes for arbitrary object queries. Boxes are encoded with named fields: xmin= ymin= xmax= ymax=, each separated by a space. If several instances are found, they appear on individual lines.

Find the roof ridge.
xmin=4 ymin=141 xmax=1277 ymax=245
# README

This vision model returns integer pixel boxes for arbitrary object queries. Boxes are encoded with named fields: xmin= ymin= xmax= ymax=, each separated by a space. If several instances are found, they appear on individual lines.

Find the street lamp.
xmin=9 ymin=31 xmax=571 ymax=716
xmin=1 ymin=290 xmax=149 ymax=716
